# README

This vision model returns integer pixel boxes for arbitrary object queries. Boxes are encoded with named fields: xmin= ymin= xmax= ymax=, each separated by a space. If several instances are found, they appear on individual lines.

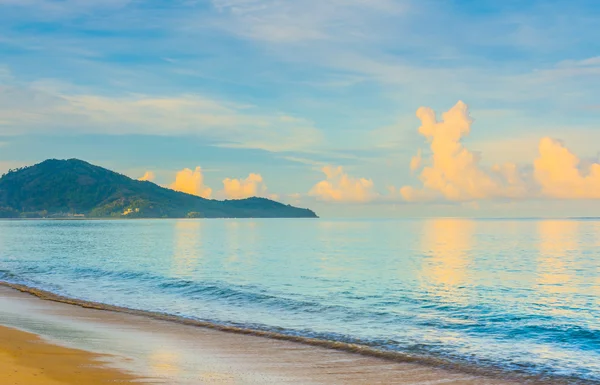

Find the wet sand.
xmin=0 ymin=325 xmax=140 ymax=385
xmin=0 ymin=284 xmax=543 ymax=384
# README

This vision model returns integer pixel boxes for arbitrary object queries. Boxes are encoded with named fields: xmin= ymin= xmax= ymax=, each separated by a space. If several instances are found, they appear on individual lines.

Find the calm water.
xmin=1 ymin=219 xmax=599 ymax=382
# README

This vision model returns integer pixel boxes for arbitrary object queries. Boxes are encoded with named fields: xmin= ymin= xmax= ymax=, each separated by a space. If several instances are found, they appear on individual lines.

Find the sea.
xmin=0 ymin=218 xmax=599 ymax=383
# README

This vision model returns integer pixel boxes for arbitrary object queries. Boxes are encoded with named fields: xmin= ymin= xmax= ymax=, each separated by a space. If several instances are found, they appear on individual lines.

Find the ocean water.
xmin=0 ymin=218 xmax=599 ymax=383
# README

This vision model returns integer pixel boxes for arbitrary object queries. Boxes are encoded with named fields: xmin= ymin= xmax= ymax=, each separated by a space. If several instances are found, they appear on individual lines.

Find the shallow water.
xmin=0 ymin=218 xmax=599 ymax=382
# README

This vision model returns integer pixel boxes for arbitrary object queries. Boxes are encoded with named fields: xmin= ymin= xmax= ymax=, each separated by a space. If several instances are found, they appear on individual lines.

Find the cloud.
xmin=161 ymin=167 xmax=278 ymax=201
xmin=286 ymin=192 xmax=303 ymax=205
xmin=169 ymin=167 xmax=213 ymax=199
xmin=400 ymin=101 xmax=528 ymax=202
xmin=221 ymin=173 xmax=268 ymax=199
xmin=534 ymin=137 xmax=600 ymax=199
xmin=0 ymin=0 xmax=130 ymax=14
xmin=401 ymin=101 xmax=600 ymax=203
xmin=533 ymin=56 xmax=600 ymax=81
xmin=138 ymin=171 xmax=155 ymax=182
xmin=0 ymin=73 xmax=322 ymax=153
xmin=210 ymin=0 xmax=406 ymax=43
xmin=409 ymin=149 xmax=422 ymax=172
xmin=309 ymin=166 xmax=377 ymax=203
xmin=207 ymin=0 xmax=600 ymax=113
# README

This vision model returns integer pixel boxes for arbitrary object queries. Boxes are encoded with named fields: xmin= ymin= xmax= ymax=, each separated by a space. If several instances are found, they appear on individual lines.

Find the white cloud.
xmin=533 ymin=56 xmax=600 ymax=81
xmin=210 ymin=0 xmax=406 ymax=43
xmin=0 ymin=77 xmax=322 ymax=153
xmin=0 ymin=0 xmax=131 ymax=19
xmin=205 ymin=0 xmax=600 ymax=113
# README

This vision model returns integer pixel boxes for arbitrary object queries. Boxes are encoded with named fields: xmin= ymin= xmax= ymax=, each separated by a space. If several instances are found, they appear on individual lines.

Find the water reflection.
xmin=315 ymin=221 xmax=360 ymax=279
xmin=222 ymin=220 xmax=261 ymax=276
xmin=536 ymin=220 xmax=579 ymax=314
xmin=149 ymin=348 xmax=236 ymax=384
xmin=149 ymin=350 xmax=181 ymax=377
xmin=224 ymin=221 xmax=241 ymax=266
xmin=583 ymin=222 xmax=600 ymax=306
xmin=171 ymin=220 xmax=203 ymax=278
xmin=3 ymin=219 xmax=600 ymax=381
xmin=419 ymin=219 xmax=475 ymax=301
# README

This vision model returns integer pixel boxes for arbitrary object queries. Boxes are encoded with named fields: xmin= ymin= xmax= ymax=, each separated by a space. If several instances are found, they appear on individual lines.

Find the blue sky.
xmin=1 ymin=0 xmax=600 ymax=217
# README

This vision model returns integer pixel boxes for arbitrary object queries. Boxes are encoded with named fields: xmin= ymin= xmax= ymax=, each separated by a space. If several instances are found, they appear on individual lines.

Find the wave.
xmin=2 ymin=280 xmax=595 ymax=385
xmin=2 ymin=273 xmax=600 ymax=385
xmin=4 ymin=265 xmax=600 ymax=355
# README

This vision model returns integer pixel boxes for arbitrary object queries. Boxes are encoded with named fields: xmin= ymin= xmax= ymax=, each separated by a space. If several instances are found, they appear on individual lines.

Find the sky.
xmin=1 ymin=0 xmax=600 ymax=217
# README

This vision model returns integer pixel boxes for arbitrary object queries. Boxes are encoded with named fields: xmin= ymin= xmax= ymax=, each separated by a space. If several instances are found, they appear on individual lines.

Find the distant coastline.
xmin=0 ymin=217 xmax=319 ymax=221
xmin=0 ymin=159 xmax=318 ymax=219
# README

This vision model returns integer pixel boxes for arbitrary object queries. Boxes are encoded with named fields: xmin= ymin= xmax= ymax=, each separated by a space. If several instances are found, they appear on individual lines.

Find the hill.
xmin=0 ymin=159 xmax=318 ymax=219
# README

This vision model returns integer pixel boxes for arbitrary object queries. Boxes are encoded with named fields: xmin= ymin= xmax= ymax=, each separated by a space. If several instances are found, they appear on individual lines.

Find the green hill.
xmin=0 ymin=159 xmax=318 ymax=219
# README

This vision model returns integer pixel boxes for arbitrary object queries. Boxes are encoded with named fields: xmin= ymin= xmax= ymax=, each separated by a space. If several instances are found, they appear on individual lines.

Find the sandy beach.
xmin=0 ymin=284 xmax=547 ymax=385
xmin=0 ymin=325 xmax=140 ymax=384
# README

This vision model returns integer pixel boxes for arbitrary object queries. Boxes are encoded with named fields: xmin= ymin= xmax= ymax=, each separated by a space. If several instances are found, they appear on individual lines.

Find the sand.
xmin=0 ymin=284 xmax=549 ymax=384
xmin=0 ymin=325 xmax=141 ymax=384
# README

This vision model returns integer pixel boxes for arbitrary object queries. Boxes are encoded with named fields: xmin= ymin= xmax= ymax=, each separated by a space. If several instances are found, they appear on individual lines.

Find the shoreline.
xmin=0 ymin=281 xmax=578 ymax=385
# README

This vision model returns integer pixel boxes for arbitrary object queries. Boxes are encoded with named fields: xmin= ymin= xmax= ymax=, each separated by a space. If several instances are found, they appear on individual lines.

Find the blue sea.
xmin=1 ymin=218 xmax=599 ymax=383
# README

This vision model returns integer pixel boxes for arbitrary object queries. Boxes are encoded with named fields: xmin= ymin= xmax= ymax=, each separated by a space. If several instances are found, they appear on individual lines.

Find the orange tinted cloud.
xmin=222 ymin=173 xmax=267 ymax=199
xmin=170 ymin=167 xmax=213 ymax=198
xmin=401 ymin=101 xmax=527 ymax=202
xmin=138 ymin=171 xmax=155 ymax=182
xmin=534 ymin=137 xmax=600 ymax=199
xmin=309 ymin=166 xmax=376 ymax=203
xmin=409 ymin=149 xmax=422 ymax=172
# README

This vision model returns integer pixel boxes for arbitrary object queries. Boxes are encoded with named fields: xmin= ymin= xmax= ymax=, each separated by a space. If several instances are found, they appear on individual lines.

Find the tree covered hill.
xmin=0 ymin=159 xmax=318 ymax=219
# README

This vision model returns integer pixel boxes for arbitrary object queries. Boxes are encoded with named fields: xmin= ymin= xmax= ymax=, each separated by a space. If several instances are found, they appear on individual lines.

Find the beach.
xmin=0 ymin=284 xmax=533 ymax=385
xmin=2 ymin=0 xmax=599 ymax=381
xmin=0 ymin=324 xmax=139 ymax=385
